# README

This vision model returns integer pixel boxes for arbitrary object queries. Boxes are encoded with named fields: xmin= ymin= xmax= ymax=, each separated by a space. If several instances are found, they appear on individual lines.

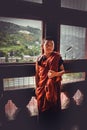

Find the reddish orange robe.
xmin=36 ymin=52 xmax=62 ymax=112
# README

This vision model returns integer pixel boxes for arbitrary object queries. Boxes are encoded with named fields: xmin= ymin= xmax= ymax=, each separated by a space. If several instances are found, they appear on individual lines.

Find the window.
xmin=60 ymin=25 xmax=86 ymax=83
xmin=61 ymin=72 xmax=85 ymax=84
xmin=0 ymin=17 xmax=42 ymax=63
xmin=3 ymin=76 xmax=36 ymax=91
xmin=61 ymin=0 xmax=87 ymax=11
xmin=21 ymin=0 xmax=42 ymax=4
xmin=60 ymin=25 xmax=86 ymax=60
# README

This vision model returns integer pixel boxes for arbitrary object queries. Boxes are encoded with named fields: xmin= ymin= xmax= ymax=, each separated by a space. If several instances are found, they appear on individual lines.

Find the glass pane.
xmin=61 ymin=72 xmax=85 ymax=84
xmin=3 ymin=76 xmax=36 ymax=90
xmin=0 ymin=17 xmax=42 ymax=63
xmin=61 ymin=0 xmax=87 ymax=11
xmin=60 ymin=25 xmax=86 ymax=60
xmin=21 ymin=0 xmax=42 ymax=4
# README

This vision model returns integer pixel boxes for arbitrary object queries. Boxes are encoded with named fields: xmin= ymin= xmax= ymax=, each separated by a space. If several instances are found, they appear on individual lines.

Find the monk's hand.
xmin=48 ymin=70 xmax=57 ymax=78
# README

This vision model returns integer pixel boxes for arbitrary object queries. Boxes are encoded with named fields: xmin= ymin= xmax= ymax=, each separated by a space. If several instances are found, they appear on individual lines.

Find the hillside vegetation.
xmin=0 ymin=21 xmax=41 ymax=62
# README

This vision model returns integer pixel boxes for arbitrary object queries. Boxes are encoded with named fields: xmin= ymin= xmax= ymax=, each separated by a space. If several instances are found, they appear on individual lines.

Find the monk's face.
xmin=43 ymin=40 xmax=54 ymax=54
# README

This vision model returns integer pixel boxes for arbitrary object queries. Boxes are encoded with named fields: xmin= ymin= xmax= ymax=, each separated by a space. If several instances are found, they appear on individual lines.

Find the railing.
xmin=0 ymin=59 xmax=87 ymax=126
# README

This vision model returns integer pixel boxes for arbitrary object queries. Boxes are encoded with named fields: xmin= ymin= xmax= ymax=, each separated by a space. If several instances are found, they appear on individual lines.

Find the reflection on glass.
xmin=60 ymin=25 xmax=86 ymax=60
xmin=0 ymin=17 xmax=42 ymax=63
xmin=61 ymin=72 xmax=85 ymax=84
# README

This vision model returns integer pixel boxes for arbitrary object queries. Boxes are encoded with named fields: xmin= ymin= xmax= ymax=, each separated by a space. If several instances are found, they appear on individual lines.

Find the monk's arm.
xmin=48 ymin=64 xmax=65 ymax=78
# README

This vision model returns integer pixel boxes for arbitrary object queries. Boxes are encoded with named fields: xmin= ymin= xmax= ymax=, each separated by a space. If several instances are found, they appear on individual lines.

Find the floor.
xmin=0 ymin=104 xmax=87 ymax=130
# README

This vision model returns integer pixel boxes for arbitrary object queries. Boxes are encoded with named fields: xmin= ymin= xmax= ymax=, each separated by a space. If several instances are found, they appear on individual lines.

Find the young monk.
xmin=35 ymin=39 xmax=65 ymax=130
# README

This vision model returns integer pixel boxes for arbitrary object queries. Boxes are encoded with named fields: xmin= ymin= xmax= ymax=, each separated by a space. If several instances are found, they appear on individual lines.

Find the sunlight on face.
xmin=43 ymin=40 xmax=54 ymax=54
